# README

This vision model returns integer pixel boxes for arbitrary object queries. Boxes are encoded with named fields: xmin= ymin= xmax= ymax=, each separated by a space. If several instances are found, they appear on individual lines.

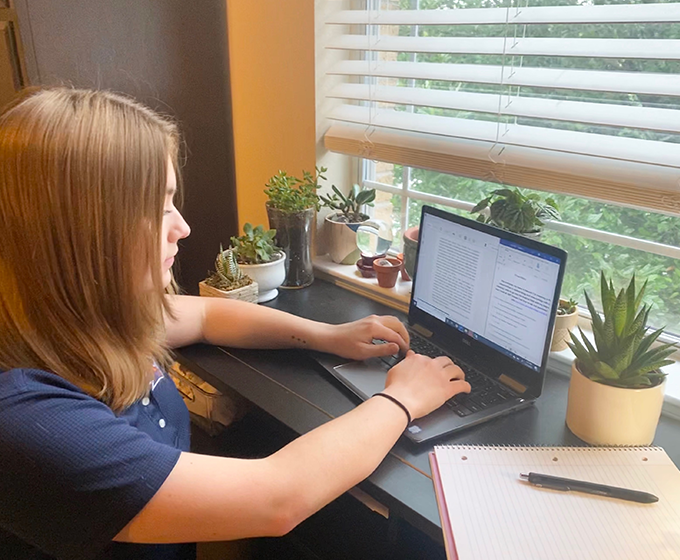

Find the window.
xmin=321 ymin=0 xmax=680 ymax=336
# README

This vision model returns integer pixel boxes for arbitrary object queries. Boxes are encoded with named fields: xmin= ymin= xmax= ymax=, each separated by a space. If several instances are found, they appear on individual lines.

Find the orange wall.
xmin=226 ymin=0 xmax=316 ymax=230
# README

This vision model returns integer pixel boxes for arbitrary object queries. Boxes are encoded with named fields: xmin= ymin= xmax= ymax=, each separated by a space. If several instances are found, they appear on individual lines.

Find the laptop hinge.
xmin=411 ymin=323 xmax=433 ymax=338
xmin=498 ymin=374 xmax=527 ymax=395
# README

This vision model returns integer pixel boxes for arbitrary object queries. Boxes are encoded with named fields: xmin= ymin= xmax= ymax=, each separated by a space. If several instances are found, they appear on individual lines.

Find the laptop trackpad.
xmin=333 ymin=359 xmax=388 ymax=401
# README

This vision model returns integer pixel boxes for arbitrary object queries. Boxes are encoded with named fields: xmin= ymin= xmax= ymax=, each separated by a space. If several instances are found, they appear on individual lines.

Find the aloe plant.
xmin=568 ymin=272 xmax=675 ymax=389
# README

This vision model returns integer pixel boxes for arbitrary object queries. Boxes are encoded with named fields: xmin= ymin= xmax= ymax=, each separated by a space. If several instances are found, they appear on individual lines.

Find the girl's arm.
xmin=115 ymin=352 xmax=470 ymax=543
xmin=164 ymin=294 xmax=410 ymax=359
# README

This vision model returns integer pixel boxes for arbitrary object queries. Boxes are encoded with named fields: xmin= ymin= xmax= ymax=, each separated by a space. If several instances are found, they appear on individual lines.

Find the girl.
xmin=0 ymin=88 xmax=470 ymax=560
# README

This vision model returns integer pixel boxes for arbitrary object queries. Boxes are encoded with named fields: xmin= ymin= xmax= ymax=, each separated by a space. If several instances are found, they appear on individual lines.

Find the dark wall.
xmin=14 ymin=0 xmax=238 ymax=294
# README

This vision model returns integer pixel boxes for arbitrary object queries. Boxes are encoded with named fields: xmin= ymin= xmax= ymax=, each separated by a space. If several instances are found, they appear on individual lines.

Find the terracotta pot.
xmin=566 ymin=362 xmax=666 ymax=446
xmin=396 ymin=253 xmax=410 ymax=281
xmin=373 ymin=257 xmax=402 ymax=289
xmin=402 ymin=226 xmax=419 ymax=280
xmin=550 ymin=300 xmax=579 ymax=351
xmin=355 ymin=254 xmax=384 ymax=278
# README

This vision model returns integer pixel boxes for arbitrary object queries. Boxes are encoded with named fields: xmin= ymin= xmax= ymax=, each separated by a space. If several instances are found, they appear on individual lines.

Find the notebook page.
xmin=429 ymin=452 xmax=458 ymax=560
xmin=434 ymin=445 xmax=680 ymax=560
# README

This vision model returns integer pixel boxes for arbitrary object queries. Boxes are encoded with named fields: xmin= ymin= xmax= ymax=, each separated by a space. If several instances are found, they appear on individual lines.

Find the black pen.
xmin=519 ymin=472 xmax=659 ymax=504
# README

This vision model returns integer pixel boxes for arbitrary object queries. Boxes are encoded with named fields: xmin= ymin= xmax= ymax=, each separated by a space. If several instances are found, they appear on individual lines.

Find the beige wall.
xmin=226 ymin=0 xmax=316 ymax=230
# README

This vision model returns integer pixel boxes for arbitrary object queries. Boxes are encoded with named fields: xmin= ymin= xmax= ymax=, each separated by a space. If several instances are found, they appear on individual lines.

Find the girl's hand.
xmin=317 ymin=315 xmax=409 ymax=360
xmin=383 ymin=351 xmax=471 ymax=420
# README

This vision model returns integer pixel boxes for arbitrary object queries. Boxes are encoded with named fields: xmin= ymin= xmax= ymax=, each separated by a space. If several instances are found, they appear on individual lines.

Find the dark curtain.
xmin=15 ymin=0 xmax=238 ymax=294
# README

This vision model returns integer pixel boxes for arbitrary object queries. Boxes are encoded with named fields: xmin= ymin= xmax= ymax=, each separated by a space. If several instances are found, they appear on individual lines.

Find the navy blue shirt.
xmin=0 ymin=365 xmax=194 ymax=560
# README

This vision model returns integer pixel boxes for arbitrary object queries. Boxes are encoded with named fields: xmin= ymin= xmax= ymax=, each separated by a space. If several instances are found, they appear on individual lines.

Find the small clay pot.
xmin=356 ymin=254 xmax=386 ymax=278
xmin=356 ymin=258 xmax=376 ymax=278
xmin=396 ymin=253 xmax=411 ymax=281
xmin=372 ymin=257 xmax=402 ymax=288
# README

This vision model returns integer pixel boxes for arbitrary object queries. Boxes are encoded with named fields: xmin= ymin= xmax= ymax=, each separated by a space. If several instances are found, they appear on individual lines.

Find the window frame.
xmin=315 ymin=0 xmax=680 ymax=418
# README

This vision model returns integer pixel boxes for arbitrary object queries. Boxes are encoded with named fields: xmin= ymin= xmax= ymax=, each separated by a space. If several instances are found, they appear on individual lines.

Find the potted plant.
xmin=321 ymin=183 xmax=377 ymax=264
xmin=566 ymin=272 xmax=675 ymax=445
xmin=373 ymin=257 xmax=402 ymax=289
xmin=470 ymin=188 xmax=560 ymax=238
xmin=264 ymin=168 xmax=323 ymax=289
xmin=402 ymin=226 xmax=420 ymax=281
xmin=199 ymin=246 xmax=259 ymax=303
xmin=550 ymin=297 xmax=579 ymax=352
xmin=230 ymin=223 xmax=285 ymax=303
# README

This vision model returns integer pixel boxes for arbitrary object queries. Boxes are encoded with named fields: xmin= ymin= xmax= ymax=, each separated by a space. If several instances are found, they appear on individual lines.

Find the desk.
xmin=176 ymin=279 xmax=680 ymax=546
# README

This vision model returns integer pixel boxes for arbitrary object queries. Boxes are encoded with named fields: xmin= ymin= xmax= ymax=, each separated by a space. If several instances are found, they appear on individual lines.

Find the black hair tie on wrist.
xmin=373 ymin=392 xmax=412 ymax=425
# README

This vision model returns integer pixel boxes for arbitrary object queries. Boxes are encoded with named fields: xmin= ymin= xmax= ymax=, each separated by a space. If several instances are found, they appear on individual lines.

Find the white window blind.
xmin=322 ymin=1 xmax=680 ymax=216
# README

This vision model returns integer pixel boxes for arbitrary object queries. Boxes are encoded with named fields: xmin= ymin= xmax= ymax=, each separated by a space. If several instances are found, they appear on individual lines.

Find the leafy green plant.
xmin=558 ymin=298 xmax=578 ymax=316
xmin=568 ymin=272 xmax=675 ymax=389
xmin=320 ymin=184 xmax=376 ymax=223
xmin=264 ymin=167 xmax=324 ymax=214
xmin=205 ymin=246 xmax=253 ymax=291
xmin=470 ymin=188 xmax=560 ymax=234
xmin=230 ymin=223 xmax=279 ymax=265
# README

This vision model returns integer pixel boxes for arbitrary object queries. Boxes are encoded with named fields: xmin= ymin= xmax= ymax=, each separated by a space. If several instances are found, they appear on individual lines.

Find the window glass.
xmin=368 ymin=164 xmax=680 ymax=334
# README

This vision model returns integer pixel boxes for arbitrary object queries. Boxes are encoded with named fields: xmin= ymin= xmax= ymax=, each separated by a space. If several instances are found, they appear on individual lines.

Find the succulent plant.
xmin=558 ymin=298 xmax=578 ymax=316
xmin=320 ymin=183 xmax=376 ymax=223
xmin=230 ymin=223 xmax=279 ymax=265
xmin=204 ymin=246 xmax=253 ymax=291
xmin=216 ymin=246 xmax=244 ymax=283
xmin=568 ymin=272 xmax=675 ymax=389
xmin=264 ymin=167 xmax=323 ymax=214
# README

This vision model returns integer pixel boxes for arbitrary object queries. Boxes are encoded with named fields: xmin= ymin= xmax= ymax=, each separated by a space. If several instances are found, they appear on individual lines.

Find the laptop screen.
xmin=412 ymin=210 xmax=563 ymax=372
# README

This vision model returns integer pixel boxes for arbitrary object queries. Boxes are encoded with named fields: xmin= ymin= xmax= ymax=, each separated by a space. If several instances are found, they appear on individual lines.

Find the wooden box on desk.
xmin=198 ymin=280 xmax=259 ymax=303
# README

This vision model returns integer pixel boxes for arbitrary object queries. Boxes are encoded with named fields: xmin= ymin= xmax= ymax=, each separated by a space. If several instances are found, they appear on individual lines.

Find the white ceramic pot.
xmin=238 ymin=252 xmax=286 ymax=303
xmin=566 ymin=362 xmax=666 ymax=446
xmin=325 ymin=213 xmax=367 ymax=264
xmin=550 ymin=301 xmax=579 ymax=352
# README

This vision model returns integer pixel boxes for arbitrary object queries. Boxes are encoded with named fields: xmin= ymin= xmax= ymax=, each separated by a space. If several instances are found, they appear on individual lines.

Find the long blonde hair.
xmin=0 ymin=88 xmax=179 ymax=411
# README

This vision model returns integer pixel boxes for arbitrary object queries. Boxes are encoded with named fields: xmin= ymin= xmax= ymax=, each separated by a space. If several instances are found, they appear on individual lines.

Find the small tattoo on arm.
xmin=291 ymin=335 xmax=307 ymax=345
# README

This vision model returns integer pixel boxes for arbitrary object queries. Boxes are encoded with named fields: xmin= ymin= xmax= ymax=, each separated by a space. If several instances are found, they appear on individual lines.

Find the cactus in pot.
xmin=199 ymin=246 xmax=259 ymax=303
xmin=206 ymin=247 xmax=254 ymax=291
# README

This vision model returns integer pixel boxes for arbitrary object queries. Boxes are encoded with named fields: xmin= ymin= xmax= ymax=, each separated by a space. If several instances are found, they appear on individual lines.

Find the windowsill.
xmin=313 ymin=254 xmax=412 ymax=313
xmin=313 ymin=256 xmax=680 ymax=422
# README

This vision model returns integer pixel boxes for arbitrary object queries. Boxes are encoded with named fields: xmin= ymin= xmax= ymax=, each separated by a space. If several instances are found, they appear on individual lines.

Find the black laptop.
xmin=313 ymin=205 xmax=567 ymax=443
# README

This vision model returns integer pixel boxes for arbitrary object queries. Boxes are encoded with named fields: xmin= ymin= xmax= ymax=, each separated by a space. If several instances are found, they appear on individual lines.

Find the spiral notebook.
xmin=429 ymin=445 xmax=680 ymax=560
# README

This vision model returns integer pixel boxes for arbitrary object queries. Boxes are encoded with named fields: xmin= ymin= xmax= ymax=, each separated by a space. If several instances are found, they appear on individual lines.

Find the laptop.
xmin=313 ymin=204 xmax=567 ymax=443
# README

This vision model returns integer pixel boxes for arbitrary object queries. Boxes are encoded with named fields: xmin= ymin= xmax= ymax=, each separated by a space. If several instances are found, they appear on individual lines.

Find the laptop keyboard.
xmin=380 ymin=334 xmax=515 ymax=417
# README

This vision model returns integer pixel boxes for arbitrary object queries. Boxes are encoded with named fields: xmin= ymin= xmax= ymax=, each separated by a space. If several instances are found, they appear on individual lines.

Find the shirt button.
xmin=159 ymin=418 xmax=166 ymax=428
xmin=141 ymin=397 xmax=150 ymax=406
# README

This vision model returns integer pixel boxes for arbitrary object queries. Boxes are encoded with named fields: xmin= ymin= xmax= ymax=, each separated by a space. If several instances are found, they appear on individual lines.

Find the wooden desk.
xmin=176 ymin=279 xmax=680 ymax=545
